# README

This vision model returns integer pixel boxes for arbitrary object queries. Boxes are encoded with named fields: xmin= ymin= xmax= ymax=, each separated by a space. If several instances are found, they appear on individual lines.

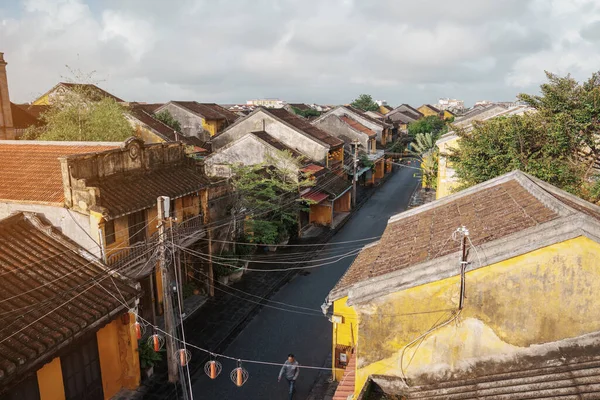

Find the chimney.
xmin=0 ymin=52 xmax=15 ymax=140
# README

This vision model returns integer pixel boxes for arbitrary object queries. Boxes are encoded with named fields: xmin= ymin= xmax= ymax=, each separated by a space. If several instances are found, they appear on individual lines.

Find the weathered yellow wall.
xmin=117 ymin=313 xmax=141 ymax=390
xmin=37 ymin=357 xmax=65 ymax=400
xmin=352 ymin=236 xmax=600 ymax=396
xmin=436 ymin=135 xmax=460 ymax=199
xmin=105 ymin=216 xmax=131 ymax=257
xmin=135 ymin=126 xmax=165 ymax=144
xmin=97 ymin=320 xmax=124 ymax=398
xmin=32 ymin=94 xmax=50 ymax=105
xmin=417 ymin=105 xmax=438 ymax=117
xmin=375 ymin=160 xmax=385 ymax=179
xmin=309 ymin=203 xmax=332 ymax=225
xmin=443 ymin=110 xmax=454 ymax=119
xmin=202 ymin=119 xmax=219 ymax=136
xmin=379 ymin=105 xmax=391 ymax=115
xmin=332 ymin=297 xmax=359 ymax=380
xmin=333 ymin=191 xmax=351 ymax=213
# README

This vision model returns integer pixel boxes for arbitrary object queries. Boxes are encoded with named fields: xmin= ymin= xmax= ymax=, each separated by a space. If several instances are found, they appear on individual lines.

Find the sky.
xmin=1 ymin=0 xmax=600 ymax=107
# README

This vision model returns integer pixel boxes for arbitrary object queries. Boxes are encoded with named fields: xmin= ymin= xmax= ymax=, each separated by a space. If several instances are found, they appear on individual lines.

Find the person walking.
xmin=278 ymin=354 xmax=299 ymax=399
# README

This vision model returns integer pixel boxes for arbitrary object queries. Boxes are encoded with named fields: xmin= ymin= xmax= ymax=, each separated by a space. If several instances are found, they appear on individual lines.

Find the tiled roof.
xmin=59 ymin=82 xmax=124 ymax=102
xmin=288 ymin=103 xmax=312 ymax=111
xmin=10 ymin=103 xmax=41 ymax=130
xmin=0 ymin=213 xmax=139 ymax=389
xmin=330 ymin=171 xmax=600 ymax=297
xmin=402 ymin=336 xmax=600 ymax=399
xmin=0 ymin=142 xmax=120 ymax=204
xmin=14 ymin=104 xmax=50 ymax=120
xmin=301 ymin=164 xmax=325 ymax=175
xmin=343 ymin=106 xmax=389 ymax=128
xmin=389 ymin=104 xmax=424 ymax=119
xmin=135 ymin=103 xmax=164 ymax=113
xmin=171 ymin=101 xmax=240 ymax=122
xmin=333 ymin=353 xmax=356 ymax=400
xmin=268 ymin=108 xmax=344 ymax=149
xmin=317 ymin=169 xmax=352 ymax=198
xmin=251 ymin=131 xmax=303 ymax=159
xmin=90 ymin=165 xmax=209 ymax=219
xmin=340 ymin=115 xmax=377 ymax=138
xmin=388 ymin=110 xmax=419 ymax=124
xmin=422 ymin=104 xmax=441 ymax=113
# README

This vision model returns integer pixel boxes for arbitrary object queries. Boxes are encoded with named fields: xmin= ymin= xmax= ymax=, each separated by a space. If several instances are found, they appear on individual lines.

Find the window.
xmin=170 ymin=198 xmax=176 ymax=219
xmin=60 ymin=335 xmax=104 ymax=400
xmin=104 ymin=220 xmax=115 ymax=245
xmin=128 ymin=210 xmax=147 ymax=245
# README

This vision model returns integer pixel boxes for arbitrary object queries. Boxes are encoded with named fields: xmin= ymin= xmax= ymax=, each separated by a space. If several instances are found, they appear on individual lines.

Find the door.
xmin=60 ymin=335 xmax=104 ymax=400
xmin=128 ymin=210 xmax=147 ymax=245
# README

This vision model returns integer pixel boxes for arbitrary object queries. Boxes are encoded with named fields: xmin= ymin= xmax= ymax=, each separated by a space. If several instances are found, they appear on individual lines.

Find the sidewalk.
xmin=113 ymin=170 xmax=395 ymax=400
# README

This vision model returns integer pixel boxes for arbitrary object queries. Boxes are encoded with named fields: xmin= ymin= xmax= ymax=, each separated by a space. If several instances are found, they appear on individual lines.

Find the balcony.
xmin=106 ymin=214 xmax=205 ymax=280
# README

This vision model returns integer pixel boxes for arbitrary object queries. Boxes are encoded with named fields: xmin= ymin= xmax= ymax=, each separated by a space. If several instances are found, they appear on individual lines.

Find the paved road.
xmin=191 ymin=166 xmax=419 ymax=400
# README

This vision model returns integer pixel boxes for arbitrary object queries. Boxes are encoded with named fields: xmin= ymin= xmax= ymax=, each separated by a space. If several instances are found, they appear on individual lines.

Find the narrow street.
xmin=190 ymin=166 xmax=420 ymax=400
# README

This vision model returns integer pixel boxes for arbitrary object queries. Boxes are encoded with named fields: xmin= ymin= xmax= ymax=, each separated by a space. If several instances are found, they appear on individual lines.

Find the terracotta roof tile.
xmin=343 ymin=106 xmax=391 ymax=128
xmin=0 ymin=213 xmax=139 ymax=389
xmin=339 ymin=115 xmax=377 ymax=138
xmin=90 ymin=165 xmax=209 ymax=219
xmin=171 ymin=101 xmax=240 ymax=122
xmin=251 ymin=131 xmax=303 ymax=159
xmin=268 ymin=108 xmax=344 ymax=149
xmin=0 ymin=142 xmax=119 ymax=204
xmin=331 ymin=177 xmax=562 ymax=295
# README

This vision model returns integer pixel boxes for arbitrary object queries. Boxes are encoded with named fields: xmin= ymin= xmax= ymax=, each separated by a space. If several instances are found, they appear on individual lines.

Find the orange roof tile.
xmin=0 ymin=142 xmax=119 ymax=204
xmin=339 ymin=115 xmax=377 ymax=138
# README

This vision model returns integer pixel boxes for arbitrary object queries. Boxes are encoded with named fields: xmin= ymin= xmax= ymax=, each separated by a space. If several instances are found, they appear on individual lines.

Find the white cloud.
xmin=1 ymin=0 xmax=599 ymax=106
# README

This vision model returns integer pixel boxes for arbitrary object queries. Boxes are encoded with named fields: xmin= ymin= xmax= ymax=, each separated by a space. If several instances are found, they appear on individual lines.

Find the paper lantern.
xmin=204 ymin=360 xmax=222 ymax=379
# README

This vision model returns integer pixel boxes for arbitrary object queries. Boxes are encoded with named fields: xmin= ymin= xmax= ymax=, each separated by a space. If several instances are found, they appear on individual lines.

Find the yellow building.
xmin=326 ymin=170 xmax=600 ymax=399
xmin=378 ymin=105 xmax=393 ymax=114
xmin=32 ymin=82 xmax=124 ymax=105
xmin=0 ymin=212 xmax=140 ymax=399
xmin=417 ymin=104 xmax=442 ymax=118
xmin=435 ymin=130 xmax=461 ymax=199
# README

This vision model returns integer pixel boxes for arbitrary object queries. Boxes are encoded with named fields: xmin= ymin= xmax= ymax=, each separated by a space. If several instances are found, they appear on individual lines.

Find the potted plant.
xmin=138 ymin=340 xmax=162 ymax=379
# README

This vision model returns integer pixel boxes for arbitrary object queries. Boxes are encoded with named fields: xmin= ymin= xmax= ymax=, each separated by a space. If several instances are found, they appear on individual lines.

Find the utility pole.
xmin=157 ymin=196 xmax=179 ymax=383
xmin=352 ymin=140 xmax=359 ymax=208
xmin=457 ymin=226 xmax=469 ymax=310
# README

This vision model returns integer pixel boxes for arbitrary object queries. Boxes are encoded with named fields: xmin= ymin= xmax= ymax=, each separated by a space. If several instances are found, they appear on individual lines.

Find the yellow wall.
xmin=443 ymin=110 xmax=454 ymax=119
xmin=202 ymin=119 xmax=219 ymax=136
xmin=349 ymin=236 xmax=600 ymax=396
xmin=417 ymin=105 xmax=439 ymax=117
xmin=309 ymin=203 xmax=332 ymax=225
xmin=375 ymin=160 xmax=385 ymax=179
xmin=436 ymin=135 xmax=460 ymax=199
xmin=32 ymin=94 xmax=50 ymax=105
xmin=333 ymin=191 xmax=351 ymax=213
xmin=37 ymin=357 xmax=65 ymax=400
xmin=332 ymin=297 xmax=359 ymax=381
xmin=97 ymin=320 xmax=124 ymax=398
xmin=135 ymin=126 xmax=166 ymax=144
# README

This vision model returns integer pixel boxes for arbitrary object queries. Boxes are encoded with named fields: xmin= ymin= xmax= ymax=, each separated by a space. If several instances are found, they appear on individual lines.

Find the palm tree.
xmin=408 ymin=132 xmax=436 ymax=156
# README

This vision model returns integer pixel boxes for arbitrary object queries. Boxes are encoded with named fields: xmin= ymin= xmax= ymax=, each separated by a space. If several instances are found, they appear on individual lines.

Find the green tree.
xmin=230 ymin=151 xmax=314 ymax=244
xmin=24 ymin=84 xmax=134 ymax=141
xmin=154 ymin=110 xmax=182 ymax=132
xmin=291 ymin=107 xmax=321 ymax=118
xmin=350 ymin=94 xmax=379 ymax=112
xmin=407 ymin=115 xmax=448 ymax=138
xmin=408 ymin=132 xmax=437 ymax=156
xmin=448 ymin=70 xmax=600 ymax=200
xmin=448 ymin=114 xmax=583 ymax=194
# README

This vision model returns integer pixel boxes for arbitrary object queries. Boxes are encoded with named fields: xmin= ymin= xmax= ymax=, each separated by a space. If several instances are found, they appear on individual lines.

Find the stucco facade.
xmin=314 ymin=106 xmax=389 ymax=144
xmin=312 ymin=114 xmax=371 ymax=152
xmin=156 ymin=102 xmax=208 ymax=140
xmin=212 ymin=109 xmax=331 ymax=164
xmin=435 ymin=133 xmax=460 ymax=199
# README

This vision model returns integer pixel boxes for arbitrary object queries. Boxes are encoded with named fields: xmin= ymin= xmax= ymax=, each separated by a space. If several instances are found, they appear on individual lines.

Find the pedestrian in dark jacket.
xmin=278 ymin=354 xmax=299 ymax=400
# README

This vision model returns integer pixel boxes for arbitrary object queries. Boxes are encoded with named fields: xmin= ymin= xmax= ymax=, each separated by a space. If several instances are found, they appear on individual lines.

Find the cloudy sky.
xmin=1 ymin=0 xmax=600 ymax=107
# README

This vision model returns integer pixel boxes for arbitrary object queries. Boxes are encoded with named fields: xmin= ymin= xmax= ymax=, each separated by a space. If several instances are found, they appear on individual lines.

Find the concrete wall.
xmin=312 ymin=114 xmax=370 ymax=151
xmin=348 ymin=236 xmax=600 ymax=396
xmin=318 ymin=107 xmax=384 ymax=142
xmin=212 ymin=110 xmax=329 ymax=163
xmin=453 ymin=105 xmax=507 ymax=128
xmin=0 ymin=202 xmax=101 ymax=258
xmin=158 ymin=103 xmax=209 ymax=141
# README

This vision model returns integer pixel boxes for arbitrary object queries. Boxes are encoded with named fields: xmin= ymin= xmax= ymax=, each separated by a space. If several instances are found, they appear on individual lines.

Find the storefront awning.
xmin=303 ymin=191 xmax=329 ymax=204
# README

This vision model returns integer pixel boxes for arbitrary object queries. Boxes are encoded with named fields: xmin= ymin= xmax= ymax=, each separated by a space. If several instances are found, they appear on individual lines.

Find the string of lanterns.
xmin=135 ymin=318 xmax=250 ymax=387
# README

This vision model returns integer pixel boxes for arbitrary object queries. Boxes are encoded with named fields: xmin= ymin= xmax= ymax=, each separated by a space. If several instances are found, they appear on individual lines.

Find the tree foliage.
xmin=407 ymin=115 xmax=448 ymax=138
xmin=291 ymin=107 xmax=320 ymax=118
xmin=408 ymin=132 xmax=437 ymax=156
xmin=24 ymin=84 xmax=134 ymax=141
xmin=230 ymin=151 xmax=314 ymax=244
xmin=448 ymin=70 xmax=600 ymax=200
xmin=350 ymin=94 xmax=379 ymax=112
xmin=154 ymin=110 xmax=182 ymax=132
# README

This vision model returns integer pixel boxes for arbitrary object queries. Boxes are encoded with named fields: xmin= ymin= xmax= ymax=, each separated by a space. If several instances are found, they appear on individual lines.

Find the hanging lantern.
xmin=178 ymin=349 xmax=192 ymax=366
xmin=134 ymin=321 xmax=146 ymax=340
xmin=230 ymin=361 xmax=249 ymax=387
xmin=204 ymin=359 xmax=222 ymax=379
xmin=147 ymin=333 xmax=164 ymax=352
